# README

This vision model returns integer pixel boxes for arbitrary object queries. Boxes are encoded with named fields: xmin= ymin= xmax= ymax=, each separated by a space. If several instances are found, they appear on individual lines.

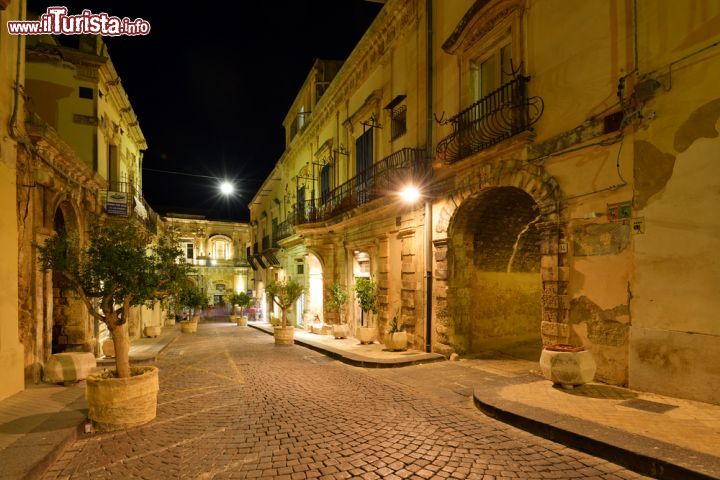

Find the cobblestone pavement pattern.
xmin=42 ymin=324 xmax=649 ymax=480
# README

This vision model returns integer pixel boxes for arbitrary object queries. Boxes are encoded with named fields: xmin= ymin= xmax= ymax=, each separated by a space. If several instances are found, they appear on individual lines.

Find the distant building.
xmin=250 ymin=0 xmax=720 ymax=404
xmin=164 ymin=214 xmax=251 ymax=308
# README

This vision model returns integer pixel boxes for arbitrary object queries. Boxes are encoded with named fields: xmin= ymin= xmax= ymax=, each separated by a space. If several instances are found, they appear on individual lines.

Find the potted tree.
xmin=38 ymin=216 xmax=191 ymax=432
xmin=384 ymin=310 xmax=407 ymax=351
xmin=354 ymin=278 xmax=378 ymax=344
xmin=265 ymin=279 xmax=304 ymax=345
xmin=178 ymin=283 xmax=206 ymax=333
xmin=228 ymin=292 xmax=252 ymax=326
xmin=326 ymin=283 xmax=349 ymax=339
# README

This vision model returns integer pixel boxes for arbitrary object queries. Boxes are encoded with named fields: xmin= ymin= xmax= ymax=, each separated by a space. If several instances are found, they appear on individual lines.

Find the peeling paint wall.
xmin=629 ymin=0 xmax=720 ymax=403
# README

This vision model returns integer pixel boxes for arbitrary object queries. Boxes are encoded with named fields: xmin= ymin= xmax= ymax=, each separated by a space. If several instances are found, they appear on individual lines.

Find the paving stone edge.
xmin=247 ymin=323 xmax=445 ymax=368
xmin=472 ymin=383 xmax=720 ymax=480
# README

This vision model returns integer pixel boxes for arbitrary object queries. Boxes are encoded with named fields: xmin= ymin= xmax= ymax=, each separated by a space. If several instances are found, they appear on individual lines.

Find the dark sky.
xmin=27 ymin=1 xmax=383 ymax=221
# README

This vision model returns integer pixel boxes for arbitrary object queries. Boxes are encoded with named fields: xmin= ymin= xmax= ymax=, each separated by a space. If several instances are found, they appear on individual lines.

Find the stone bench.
xmin=44 ymin=352 xmax=97 ymax=384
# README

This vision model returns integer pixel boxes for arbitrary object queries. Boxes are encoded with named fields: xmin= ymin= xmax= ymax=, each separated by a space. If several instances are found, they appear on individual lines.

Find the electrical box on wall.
xmin=607 ymin=201 xmax=632 ymax=222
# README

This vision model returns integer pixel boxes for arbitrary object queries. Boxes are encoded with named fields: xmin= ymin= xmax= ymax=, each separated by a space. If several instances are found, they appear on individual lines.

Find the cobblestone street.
xmin=42 ymin=323 xmax=647 ymax=480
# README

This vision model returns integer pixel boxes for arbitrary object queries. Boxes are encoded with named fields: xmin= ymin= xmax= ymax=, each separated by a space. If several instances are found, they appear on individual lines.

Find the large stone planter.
xmin=384 ymin=332 xmax=408 ymax=351
xmin=311 ymin=325 xmax=323 ymax=335
xmin=44 ymin=352 xmax=97 ymax=384
xmin=540 ymin=345 xmax=596 ymax=389
xmin=180 ymin=321 xmax=198 ymax=333
xmin=229 ymin=314 xmax=237 ymax=323
xmin=274 ymin=326 xmax=294 ymax=345
xmin=144 ymin=325 xmax=162 ymax=338
xmin=164 ymin=317 xmax=176 ymax=327
xmin=332 ymin=324 xmax=349 ymax=339
xmin=86 ymin=366 xmax=159 ymax=432
xmin=357 ymin=327 xmax=375 ymax=344
xmin=236 ymin=316 xmax=248 ymax=326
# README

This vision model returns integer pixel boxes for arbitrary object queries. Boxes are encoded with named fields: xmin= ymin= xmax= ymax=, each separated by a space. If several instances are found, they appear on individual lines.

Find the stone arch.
xmin=49 ymin=199 xmax=90 ymax=357
xmin=432 ymin=163 xmax=568 ymax=357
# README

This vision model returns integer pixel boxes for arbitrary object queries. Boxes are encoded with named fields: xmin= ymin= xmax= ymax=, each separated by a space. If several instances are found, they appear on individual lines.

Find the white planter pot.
xmin=539 ymin=346 xmax=596 ymax=389
xmin=357 ymin=327 xmax=375 ymax=344
xmin=144 ymin=326 xmax=162 ymax=338
xmin=86 ymin=366 xmax=159 ymax=432
xmin=164 ymin=318 xmax=176 ymax=327
xmin=384 ymin=331 xmax=408 ymax=351
xmin=332 ymin=324 xmax=349 ymax=339
xmin=274 ymin=326 xmax=294 ymax=345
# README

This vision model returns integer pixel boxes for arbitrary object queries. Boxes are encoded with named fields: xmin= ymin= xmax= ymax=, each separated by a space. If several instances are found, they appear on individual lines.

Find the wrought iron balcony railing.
xmin=436 ymin=76 xmax=544 ymax=164
xmin=101 ymin=181 xmax=160 ymax=233
xmin=290 ymin=147 xmax=428 ymax=225
xmin=274 ymin=219 xmax=294 ymax=243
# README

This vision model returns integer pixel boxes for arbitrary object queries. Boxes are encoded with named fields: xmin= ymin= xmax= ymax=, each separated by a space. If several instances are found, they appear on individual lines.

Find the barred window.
xmin=390 ymin=104 xmax=407 ymax=140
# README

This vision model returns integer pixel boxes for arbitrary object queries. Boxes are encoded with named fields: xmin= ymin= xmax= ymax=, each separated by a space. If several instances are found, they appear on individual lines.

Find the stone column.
xmin=538 ymin=221 xmax=570 ymax=346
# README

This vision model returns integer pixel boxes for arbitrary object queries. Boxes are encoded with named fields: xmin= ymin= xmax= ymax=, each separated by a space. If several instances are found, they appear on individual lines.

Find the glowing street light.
xmin=220 ymin=181 xmax=234 ymax=195
xmin=399 ymin=185 xmax=421 ymax=203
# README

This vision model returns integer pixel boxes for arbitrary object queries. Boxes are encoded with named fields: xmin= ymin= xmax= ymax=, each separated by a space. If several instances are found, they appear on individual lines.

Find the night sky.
xmin=27 ymin=1 xmax=383 ymax=221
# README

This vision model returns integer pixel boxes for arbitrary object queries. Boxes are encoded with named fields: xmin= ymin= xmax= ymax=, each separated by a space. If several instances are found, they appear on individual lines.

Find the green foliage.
xmin=265 ymin=279 xmax=304 ymax=328
xmin=178 ymin=283 xmax=207 ymax=313
xmin=37 ymin=215 xmax=192 ymax=378
xmin=354 ymin=278 xmax=379 ymax=315
xmin=387 ymin=309 xmax=406 ymax=334
xmin=38 ymin=216 xmax=192 ymax=322
xmin=228 ymin=291 xmax=252 ymax=309
xmin=326 ymin=283 xmax=348 ymax=314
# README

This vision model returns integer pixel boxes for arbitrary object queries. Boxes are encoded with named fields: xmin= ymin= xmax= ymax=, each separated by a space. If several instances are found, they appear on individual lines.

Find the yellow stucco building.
xmin=16 ymin=29 xmax=160 ymax=383
xmin=251 ymin=0 xmax=720 ymax=404
xmin=0 ymin=0 xmax=27 ymax=401
xmin=164 ymin=214 xmax=251 ymax=307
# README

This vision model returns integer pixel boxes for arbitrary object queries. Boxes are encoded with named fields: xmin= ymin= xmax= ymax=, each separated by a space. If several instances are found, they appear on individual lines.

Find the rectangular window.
xmin=108 ymin=144 xmax=118 ymax=188
xmin=186 ymin=243 xmax=194 ymax=260
xmin=79 ymin=86 xmax=93 ymax=99
xmin=355 ymin=128 xmax=374 ymax=203
xmin=390 ymin=105 xmax=407 ymax=140
xmin=296 ymin=186 xmax=306 ymax=221
xmin=471 ymin=42 xmax=512 ymax=103
xmin=296 ymin=264 xmax=304 ymax=275
xmin=320 ymin=164 xmax=330 ymax=204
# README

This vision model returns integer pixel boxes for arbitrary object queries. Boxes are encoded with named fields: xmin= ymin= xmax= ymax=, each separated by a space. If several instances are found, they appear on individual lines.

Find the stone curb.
xmin=472 ymin=377 xmax=720 ymax=480
xmin=248 ymin=323 xmax=445 ymax=368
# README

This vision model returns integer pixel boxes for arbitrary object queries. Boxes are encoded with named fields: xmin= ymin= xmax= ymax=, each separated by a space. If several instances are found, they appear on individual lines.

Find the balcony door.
xmin=355 ymin=128 xmax=373 ymax=204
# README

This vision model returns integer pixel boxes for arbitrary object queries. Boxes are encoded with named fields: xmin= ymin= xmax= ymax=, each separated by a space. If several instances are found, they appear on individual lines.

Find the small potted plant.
xmin=354 ymin=278 xmax=378 ymax=344
xmin=326 ymin=283 xmax=349 ymax=339
xmin=384 ymin=310 xmax=407 ymax=351
xmin=265 ymin=279 xmax=304 ymax=345
xmin=178 ymin=284 xmax=206 ymax=333
xmin=228 ymin=292 xmax=252 ymax=326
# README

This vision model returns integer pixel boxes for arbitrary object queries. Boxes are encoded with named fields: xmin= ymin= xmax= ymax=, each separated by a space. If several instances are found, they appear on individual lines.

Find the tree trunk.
xmin=281 ymin=309 xmax=288 ymax=328
xmin=110 ymin=321 xmax=131 ymax=378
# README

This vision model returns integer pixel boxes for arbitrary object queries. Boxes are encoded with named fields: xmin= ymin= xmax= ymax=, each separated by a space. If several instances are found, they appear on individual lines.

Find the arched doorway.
xmin=447 ymin=186 xmax=543 ymax=360
xmin=50 ymin=203 xmax=85 ymax=355
xmin=304 ymin=252 xmax=324 ymax=325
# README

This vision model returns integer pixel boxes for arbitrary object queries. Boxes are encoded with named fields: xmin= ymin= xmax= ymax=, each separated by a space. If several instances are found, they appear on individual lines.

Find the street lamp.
xmin=220 ymin=181 xmax=234 ymax=195
xmin=399 ymin=184 xmax=432 ymax=353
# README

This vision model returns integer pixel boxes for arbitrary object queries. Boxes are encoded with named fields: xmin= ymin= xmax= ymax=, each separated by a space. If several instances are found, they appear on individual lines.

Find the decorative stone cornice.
xmin=442 ymin=0 xmax=524 ymax=55
xmin=283 ymin=0 xmax=418 ymax=158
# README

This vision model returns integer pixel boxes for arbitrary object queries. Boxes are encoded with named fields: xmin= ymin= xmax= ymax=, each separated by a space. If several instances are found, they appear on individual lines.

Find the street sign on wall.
xmin=106 ymin=191 xmax=128 ymax=216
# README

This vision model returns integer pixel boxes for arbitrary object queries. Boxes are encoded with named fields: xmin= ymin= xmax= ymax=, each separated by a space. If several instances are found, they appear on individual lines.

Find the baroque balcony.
xmin=101 ymin=181 xmax=160 ymax=233
xmin=274 ymin=219 xmax=294 ymax=243
xmin=291 ymin=147 xmax=428 ymax=225
xmin=436 ymin=75 xmax=544 ymax=164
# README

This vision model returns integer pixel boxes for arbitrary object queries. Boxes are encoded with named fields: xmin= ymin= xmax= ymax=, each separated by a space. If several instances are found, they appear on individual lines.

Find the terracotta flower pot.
xmin=274 ymin=326 xmax=294 ymax=345
xmin=180 ymin=321 xmax=197 ymax=333
xmin=86 ymin=366 xmax=159 ymax=432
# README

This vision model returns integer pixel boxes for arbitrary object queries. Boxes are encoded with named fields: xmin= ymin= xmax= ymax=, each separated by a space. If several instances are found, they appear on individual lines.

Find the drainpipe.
xmin=424 ymin=0 xmax=433 ymax=354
